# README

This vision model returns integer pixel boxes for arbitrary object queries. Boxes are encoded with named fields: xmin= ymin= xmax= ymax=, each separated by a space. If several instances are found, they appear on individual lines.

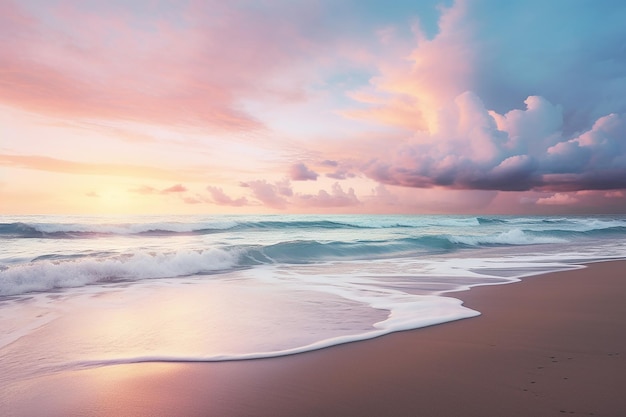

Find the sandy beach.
xmin=4 ymin=260 xmax=626 ymax=417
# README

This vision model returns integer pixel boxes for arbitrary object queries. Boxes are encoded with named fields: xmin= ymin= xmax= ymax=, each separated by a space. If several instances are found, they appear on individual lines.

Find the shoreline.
xmin=4 ymin=260 xmax=626 ymax=416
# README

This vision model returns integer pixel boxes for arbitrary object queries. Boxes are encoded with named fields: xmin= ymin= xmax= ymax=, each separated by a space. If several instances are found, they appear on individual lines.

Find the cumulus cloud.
xmin=241 ymin=179 xmax=292 ymax=209
xmin=289 ymin=163 xmax=318 ymax=181
xmin=294 ymin=183 xmax=360 ymax=208
xmin=363 ymin=92 xmax=626 ymax=192
xmin=206 ymin=186 xmax=248 ymax=207
xmin=345 ymin=0 xmax=626 ymax=195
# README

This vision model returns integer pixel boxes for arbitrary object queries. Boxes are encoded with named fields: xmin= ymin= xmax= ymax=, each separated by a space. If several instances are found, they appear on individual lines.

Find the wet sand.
xmin=4 ymin=260 xmax=626 ymax=417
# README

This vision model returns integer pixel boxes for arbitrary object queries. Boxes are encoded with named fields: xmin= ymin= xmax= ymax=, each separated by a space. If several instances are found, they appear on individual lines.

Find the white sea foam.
xmin=23 ymin=220 xmax=239 ymax=235
xmin=1 ymin=214 xmax=625 ymax=385
xmin=451 ymin=228 xmax=566 ymax=246
xmin=0 ymin=248 xmax=239 ymax=296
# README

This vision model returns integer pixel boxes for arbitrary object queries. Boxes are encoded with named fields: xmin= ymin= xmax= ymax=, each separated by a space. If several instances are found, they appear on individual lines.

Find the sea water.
xmin=1 ymin=214 xmax=625 ymax=384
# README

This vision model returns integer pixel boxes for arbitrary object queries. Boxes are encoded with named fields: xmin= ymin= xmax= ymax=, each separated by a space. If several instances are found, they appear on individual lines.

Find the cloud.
xmin=162 ymin=184 xmax=187 ymax=193
xmin=516 ymin=190 xmax=626 ymax=214
xmin=536 ymin=193 xmax=579 ymax=206
xmin=294 ymin=183 xmax=360 ymax=208
xmin=130 ymin=184 xmax=189 ymax=195
xmin=340 ymin=0 xmax=626 ymax=195
xmin=0 ymin=0 xmax=342 ymax=132
xmin=343 ymin=0 xmax=476 ymax=132
xmin=326 ymin=169 xmax=354 ymax=180
xmin=367 ymin=184 xmax=399 ymax=206
xmin=362 ymin=92 xmax=626 ymax=192
xmin=606 ymin=191 xmax=625 ymax=199
xmin=241 ymin=179 xmax=291 ymax=209
xmin=236 ymin=179 xmax=359 ymax=209
xmin=289 ymin=163 xmax=318 ymax=181
xmin=206 ymin=186 xmax=248 ymax=207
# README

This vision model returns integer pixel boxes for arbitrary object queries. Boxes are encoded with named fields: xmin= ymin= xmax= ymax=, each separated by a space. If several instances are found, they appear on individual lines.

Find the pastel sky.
xmin=2 ymin=0 xmax=626 ymax=214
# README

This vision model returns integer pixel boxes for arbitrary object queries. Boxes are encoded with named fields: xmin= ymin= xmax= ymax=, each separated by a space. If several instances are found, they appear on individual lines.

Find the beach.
xmin=4 ymin=260 xmax=625 ymax=417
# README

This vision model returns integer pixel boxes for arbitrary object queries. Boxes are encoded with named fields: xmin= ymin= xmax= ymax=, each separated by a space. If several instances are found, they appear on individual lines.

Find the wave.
xmin=2 ymin=215 xmax=625 ymax=297
xmin=0 ymin=220 xmax=373 ymax=239
xmin=0 ymin=249 xmax=240 ymax=297
xmin=0 ymin=229 xmax=580 ymax=296
xmin=0 ymin=228 xmax=582 ymax=297
xmin=240 ymin=235 xmax=460 ymax=265
xmin=3 ymin=216 xmax=625 ymax=239
xmin=451 ymin=228 xmax=567 ymax=246
xmin=0 ymin=221 xmax=239 ymax=238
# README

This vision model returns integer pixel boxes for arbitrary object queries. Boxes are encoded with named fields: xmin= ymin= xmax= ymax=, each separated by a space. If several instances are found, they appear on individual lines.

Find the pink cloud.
xmin=289 ymin=163 xmax=318 ymax=181
xmin=294 ymin=183 xmax=360 ymax=208
xmin=241 ymin=180 xmax=291 ymax=209
xmin=332 ymin=0 xmax=626 ymax=198
xmin=342 ymin=1 xmax=476 ymax=132
xmin=0 ymin=1 xmax=332 ymax=132
xmin=512 ymin=190 xmax=626 ymax=214
xmin=361 ymin=93 xmax=626 ymax=192
xmin=536 ymin=193 xmax=579 ymax=206
xmin=326 ymin=169 xmax=355 ymax=180
xmin=606 ymin=191 xmax=625 ymax=198
xmin=161 ymin=184 xmax=187 ymax=194
xmin=206 ymin=186 xmax=248 ymax=207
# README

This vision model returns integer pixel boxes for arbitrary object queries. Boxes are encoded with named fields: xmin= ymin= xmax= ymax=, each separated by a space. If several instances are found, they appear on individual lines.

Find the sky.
xmin=2 ymin=0 xmax=626 ymax=215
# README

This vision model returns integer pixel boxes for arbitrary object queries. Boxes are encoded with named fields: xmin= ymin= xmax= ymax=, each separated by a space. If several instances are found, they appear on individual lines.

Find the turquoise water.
xmin=1 ymin=214 xmax=625 ymax=383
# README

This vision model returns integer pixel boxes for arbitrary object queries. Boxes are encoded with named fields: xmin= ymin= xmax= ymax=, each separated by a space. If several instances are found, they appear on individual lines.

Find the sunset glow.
xmin=2 ymin=0 xmax=626 ymax=214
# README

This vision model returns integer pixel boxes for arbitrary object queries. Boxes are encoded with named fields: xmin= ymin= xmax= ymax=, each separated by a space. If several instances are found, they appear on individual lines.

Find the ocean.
xmin=1 ymin=214 xmax=625 ymax=385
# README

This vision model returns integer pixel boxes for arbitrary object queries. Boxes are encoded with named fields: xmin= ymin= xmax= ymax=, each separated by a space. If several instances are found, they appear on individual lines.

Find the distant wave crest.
xmin=2 ymin=217 xmax=625 ymax=239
